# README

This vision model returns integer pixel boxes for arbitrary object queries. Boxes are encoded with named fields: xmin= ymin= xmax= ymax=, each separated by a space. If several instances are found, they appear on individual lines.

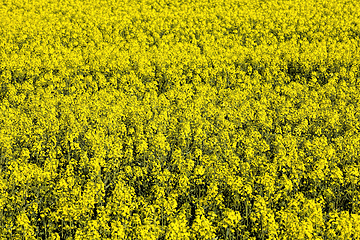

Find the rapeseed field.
xmin=0 ymin=0 xmax=360 ymax=239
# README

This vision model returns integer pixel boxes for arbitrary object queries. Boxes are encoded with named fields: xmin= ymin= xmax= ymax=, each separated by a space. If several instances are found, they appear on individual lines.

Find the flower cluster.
xmin=1 ymin=0 xmax=360 ymax=239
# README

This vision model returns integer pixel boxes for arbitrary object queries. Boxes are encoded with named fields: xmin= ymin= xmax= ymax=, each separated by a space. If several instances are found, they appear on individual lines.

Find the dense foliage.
xmin=1 ymin=0 xmax=360 ymax=239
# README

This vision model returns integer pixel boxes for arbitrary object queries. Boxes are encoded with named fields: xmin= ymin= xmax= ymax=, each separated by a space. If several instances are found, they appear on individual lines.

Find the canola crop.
xmin=0 ymin=0 xmax=360 ymax=239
